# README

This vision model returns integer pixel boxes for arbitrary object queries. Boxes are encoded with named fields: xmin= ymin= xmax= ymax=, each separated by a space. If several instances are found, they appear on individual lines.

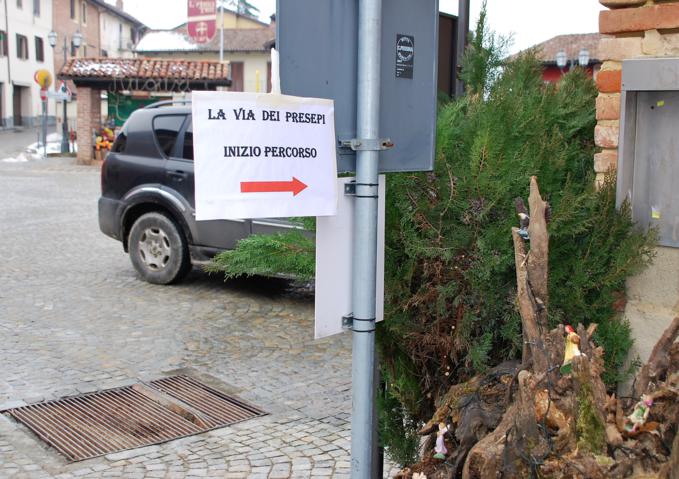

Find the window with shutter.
xmin=35 ymin=36 xmax=44 ymax=62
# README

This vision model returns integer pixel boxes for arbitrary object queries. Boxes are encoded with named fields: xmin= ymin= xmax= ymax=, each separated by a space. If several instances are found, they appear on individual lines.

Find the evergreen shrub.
xmin=377 ymin=9 xmax=654 ymax=464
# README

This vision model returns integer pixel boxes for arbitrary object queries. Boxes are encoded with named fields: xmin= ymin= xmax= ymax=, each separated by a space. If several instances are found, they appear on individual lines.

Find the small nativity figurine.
xmin=515 ymin=196 xmax=551 ymax=241
xmin=433 ymin=422 xmax=449 ymax=459
xmin=624 ymin=394 xmax=653 ymax=433
xmin=560 ymin=325 xmax=582 ymax=374
xmin=515 ymin=197 xmax=530 ymax=240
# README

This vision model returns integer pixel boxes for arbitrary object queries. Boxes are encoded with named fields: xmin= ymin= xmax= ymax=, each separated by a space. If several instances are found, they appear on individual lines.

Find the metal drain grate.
xmin=150 ymin=376 xmax=265 ymax=425
xmin=4 ymin=376 xmax=266 ymax=462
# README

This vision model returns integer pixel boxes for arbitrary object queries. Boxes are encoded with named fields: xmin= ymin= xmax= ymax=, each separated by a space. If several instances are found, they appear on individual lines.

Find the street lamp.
xmin=555 ymin=48 xmax=590 ymax=74
xmin=48 ymin=30 xmax=83 ymax=153
xmin=555 ymin=50 xmax=567 ymax=72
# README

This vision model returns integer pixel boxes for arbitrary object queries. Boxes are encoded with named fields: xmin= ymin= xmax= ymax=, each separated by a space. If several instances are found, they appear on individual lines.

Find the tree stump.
xmin=400 ymin=177 xmax=678 ymax=479
xmin=512 ymin=176 xmax=551 ymax=377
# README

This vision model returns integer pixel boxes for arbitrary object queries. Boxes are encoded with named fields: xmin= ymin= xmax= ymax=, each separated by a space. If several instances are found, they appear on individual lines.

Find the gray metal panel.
xmin=622 ymin=58 xmax=679 ymax=91
xmin=276 ymin=0 xmax=358 ymax=171
xmin=631 ymin=91 xmax=679 ymax=247
xmin=277 ymin=0 xmax=438 ymax=173
xmin=616 ymin=91 xmax=637 ymax=208
xmin=378 ymin=0 xmax=439 ymax=173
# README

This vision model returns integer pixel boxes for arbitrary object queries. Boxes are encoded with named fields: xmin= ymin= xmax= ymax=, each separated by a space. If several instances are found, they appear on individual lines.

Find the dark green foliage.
xmin=377 ymin=6 xmax=654 ymax=460
xmin=378 ymin=370 xmax=421 ymax=467
xmin=221 ymin=0 xmax=259 ymax=19
xmin=437 ymin=90 xmax=453 ymax=109
xmin=236 ymin=0 xmax=259 ymax=18
xmin=549 ymin=174 xmax=656 ymax=383
xmin=207 ymin=231 xmax=315 ymax=280
xmin=460 ymin=0 xmax=510 ymax=97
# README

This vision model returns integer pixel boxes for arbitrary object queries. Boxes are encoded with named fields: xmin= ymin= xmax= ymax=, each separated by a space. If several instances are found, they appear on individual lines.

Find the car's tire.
xmin=128 ymin=212 xmax=191 ymax=284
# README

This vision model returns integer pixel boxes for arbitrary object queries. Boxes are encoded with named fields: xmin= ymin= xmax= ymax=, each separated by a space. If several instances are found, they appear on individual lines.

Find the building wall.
xmin=225 ymin=51 xmax=269 ymax=92
xmin=99 ymin=11 xmax=137 ymax=58
xmin=52 ymin=0 xmax=101 ymax=133
xmin=218 ymin=10 xmax=265 ymax=30
xmin=142 ymin=50 xmax=271 ymax=93
xmin=0 ymin=0 xmax=55 ymax=128
xmin=593 ymin=0 xmax=679 ymax=182
xmin=596 ymin=0 xmax=679 ymax=369
xmin=51 ymin=0 xmax=101 ymax=67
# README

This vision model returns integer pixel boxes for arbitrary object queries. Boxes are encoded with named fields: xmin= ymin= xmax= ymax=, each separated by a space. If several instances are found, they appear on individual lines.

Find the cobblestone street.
xmin=0 ymin=156 xmax=397 ymax=478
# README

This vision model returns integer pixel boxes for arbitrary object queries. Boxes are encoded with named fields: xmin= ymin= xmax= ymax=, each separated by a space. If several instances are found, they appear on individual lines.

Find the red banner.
xmin=188 ymin=0 xmax=216 ymax=44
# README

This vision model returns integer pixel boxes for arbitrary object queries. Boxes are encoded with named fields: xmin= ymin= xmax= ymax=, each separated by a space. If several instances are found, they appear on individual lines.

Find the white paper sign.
xmin=192 ymin=91 xmax=338 ymax=220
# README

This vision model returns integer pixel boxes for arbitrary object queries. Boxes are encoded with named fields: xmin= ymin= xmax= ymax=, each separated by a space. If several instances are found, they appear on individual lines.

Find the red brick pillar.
xmin=76 ymin=87 xmax=101 ymax=165
xmin=596 ymin=0 xmax=679 ymax=184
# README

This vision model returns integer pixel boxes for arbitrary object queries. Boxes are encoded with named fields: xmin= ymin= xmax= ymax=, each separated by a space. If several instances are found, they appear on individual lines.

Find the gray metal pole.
xmin=219 ymin=1 xmax=224 ymax=63
xmin=3 ymin=0 xmax=12 ymax=128
xmin=351 ymin=0 xmax=382 ymax=476
xmin=42 ymin=98 xmax=47 ymax=157
xmin=61 ymin=37 xmax=69 ymax=153
xmin=454 ymin=0 xmax=470 ymax=98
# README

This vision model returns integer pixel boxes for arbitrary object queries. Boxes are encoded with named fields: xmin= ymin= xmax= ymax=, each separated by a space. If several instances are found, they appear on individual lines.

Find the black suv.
xmin=98 ymin=101 xmax=296 ymax=284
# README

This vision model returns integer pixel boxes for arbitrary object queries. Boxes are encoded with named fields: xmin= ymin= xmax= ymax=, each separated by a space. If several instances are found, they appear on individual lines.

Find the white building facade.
xmin=98 ymin=0 xmax=144 ymax=59
xmin=0 ymin=0 xmax=55 ymax=128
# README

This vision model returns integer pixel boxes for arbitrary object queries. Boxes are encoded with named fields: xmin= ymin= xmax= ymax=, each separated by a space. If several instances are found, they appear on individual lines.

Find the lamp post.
xmin=555 ymin=50 xmax=567 ymax=73
xmin=48 ymin=30 xmax=82 ymax=153
xmin=555 ymin=48 xmax=590 ymax=74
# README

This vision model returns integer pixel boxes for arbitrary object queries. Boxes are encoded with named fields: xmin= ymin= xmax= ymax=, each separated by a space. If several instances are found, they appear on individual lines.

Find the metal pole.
xmin=351 ymin=0 xmax=381 ymax=476
xmin=3 ymin=0 xmax=11 ymax=128
xmin=42 ymin=97 xmax=47 ymax=157
xmin=454 ymin=0 xmax=470 ymax=97
xmin=219 ymin=1 xmax=224 ymax=63
xmin=61 ymin=37 xmax=69 ymax=153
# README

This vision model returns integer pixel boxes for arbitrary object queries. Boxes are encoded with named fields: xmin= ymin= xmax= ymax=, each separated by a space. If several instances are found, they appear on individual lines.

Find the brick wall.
xmin=53 ymin=0 xmax=102 ymax=148
xmin=76 ymin=86 xmax=100 ymax=165
xmin=595 ymin=0 xmax=679 ymax=183
xmin=53 ymin=0 xmax=101 ymax=75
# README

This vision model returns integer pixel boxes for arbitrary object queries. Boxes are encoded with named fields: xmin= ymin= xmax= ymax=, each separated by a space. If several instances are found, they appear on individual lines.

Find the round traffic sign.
xmin=34 ymin=69 xmax=53 ymax=89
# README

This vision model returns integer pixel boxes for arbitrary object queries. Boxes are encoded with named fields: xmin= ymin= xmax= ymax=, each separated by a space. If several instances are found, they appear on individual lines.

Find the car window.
xmin=152 ymin=115 xmax=186 ymax=157
xmin=182 ymin=121 xmax=193 ymax=161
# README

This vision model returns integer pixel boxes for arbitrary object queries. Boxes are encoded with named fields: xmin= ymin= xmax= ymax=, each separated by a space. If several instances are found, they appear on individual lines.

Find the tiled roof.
xmin=519 ymin=33 xmax=606 ymax=64
xmin=135 ymin=25 xmax=275 ymax=53
xmin=59 ymin=58 xmax=230 ymax=81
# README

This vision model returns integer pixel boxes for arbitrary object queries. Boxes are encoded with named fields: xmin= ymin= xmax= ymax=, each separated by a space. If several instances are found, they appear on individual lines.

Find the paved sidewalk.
xmin=0 ymin=157 xmax=398 ymax=478
xmin=0 ymin=126 xmax=46 ymax=158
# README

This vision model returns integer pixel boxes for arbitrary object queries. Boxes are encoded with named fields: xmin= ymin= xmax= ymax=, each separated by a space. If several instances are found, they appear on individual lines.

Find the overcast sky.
xmin=121 ymin=0 xmax=605 ymax=54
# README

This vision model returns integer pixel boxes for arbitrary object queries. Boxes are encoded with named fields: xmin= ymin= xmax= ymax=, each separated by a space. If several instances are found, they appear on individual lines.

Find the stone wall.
xmin=595 ymin=0 xmax=679 ymax=183
xmin=597 ymin=1 xmax=679 ymax=375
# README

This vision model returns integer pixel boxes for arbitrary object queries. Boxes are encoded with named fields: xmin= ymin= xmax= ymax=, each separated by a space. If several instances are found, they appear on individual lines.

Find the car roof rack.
xmin=144 ymin=99 xmax=192 ymax=109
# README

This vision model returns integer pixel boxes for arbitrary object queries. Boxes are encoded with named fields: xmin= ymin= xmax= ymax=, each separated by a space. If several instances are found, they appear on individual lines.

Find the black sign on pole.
xmin=395 ymin=34 xmax=414 ymax=79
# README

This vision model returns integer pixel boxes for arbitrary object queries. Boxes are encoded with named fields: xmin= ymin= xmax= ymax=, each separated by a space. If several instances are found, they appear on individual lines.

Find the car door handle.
xmin=168 ymin=170 xmax=188 ymax=182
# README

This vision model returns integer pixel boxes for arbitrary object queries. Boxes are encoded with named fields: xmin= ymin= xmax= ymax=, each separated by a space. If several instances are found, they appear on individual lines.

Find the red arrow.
xmin=240 ymin=177 xmax=308 ymax=196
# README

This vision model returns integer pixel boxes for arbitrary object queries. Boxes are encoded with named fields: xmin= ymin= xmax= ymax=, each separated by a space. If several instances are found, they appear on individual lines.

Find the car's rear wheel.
xmin=128 ymin=212 xmax=190 ymax=284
